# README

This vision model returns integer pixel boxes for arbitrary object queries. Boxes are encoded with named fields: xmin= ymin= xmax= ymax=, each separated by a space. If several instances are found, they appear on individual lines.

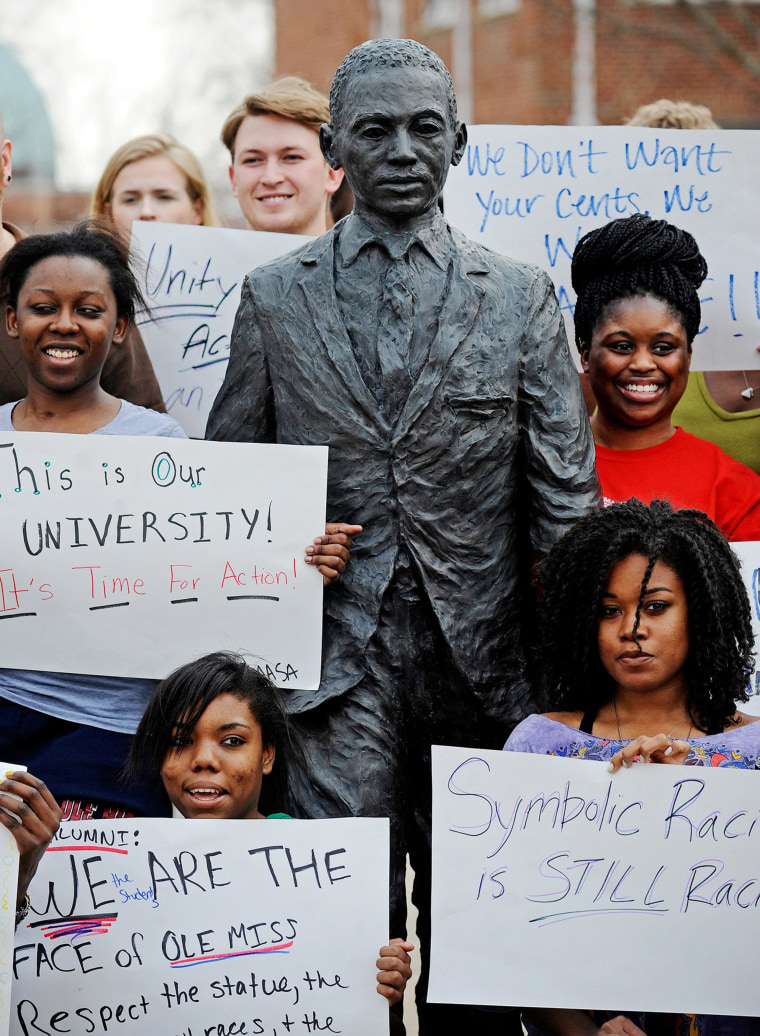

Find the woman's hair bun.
xmin=571 ymin=213 xmax=707 ymax=296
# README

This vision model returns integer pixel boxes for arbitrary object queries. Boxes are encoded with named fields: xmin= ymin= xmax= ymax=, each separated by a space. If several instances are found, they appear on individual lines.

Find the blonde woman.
xmin=91 ymin=133 xmax=220 ymax=232
xmin=86 ymin=134 xmax=221 ymax=412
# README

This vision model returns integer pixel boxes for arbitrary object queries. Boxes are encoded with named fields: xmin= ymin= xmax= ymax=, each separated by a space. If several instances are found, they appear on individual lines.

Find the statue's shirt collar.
xmin=337 ymin=211 xmax=451 ymax=271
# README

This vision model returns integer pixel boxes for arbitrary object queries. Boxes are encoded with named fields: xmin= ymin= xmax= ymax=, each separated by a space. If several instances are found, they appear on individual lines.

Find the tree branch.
xmin=595 ymin=2 xmax=760 ymax=100
xmin=673 ymin=0 xmax=760 ymax=81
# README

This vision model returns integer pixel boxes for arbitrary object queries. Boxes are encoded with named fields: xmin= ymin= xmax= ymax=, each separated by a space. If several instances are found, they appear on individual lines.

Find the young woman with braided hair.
xmin=506 ymin=499 xmax=759 ymax=1036
xmin=572 ymin=213 xmax=760 ymax=541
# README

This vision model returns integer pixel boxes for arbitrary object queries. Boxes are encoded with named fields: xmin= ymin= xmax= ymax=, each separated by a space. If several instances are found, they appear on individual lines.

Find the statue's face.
xmin=328 ymin=64 xmax=465 ymax=226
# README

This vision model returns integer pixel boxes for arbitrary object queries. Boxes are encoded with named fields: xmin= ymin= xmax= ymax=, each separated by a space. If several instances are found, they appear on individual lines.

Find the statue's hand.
xmin=305 ymin=523 xmax=363 ymax=586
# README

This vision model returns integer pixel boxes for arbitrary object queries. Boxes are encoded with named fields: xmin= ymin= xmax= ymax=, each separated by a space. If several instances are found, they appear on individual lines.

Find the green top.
xmin=672 ymin=370 xmax=760 ymax=475
xmin=267 ymin=812 xmax=292 ymax=819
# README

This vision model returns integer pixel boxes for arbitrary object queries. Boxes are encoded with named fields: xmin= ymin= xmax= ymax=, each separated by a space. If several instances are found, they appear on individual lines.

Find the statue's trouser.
xmin=288 ymin=554 xmax=522 ymax=1036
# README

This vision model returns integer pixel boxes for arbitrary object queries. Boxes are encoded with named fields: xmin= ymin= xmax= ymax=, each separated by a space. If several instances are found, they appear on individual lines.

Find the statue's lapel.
xmin=397 ymin=241 xmax=489 ymax=437
xmin=297 ymin=239 xmax=390 ymax=432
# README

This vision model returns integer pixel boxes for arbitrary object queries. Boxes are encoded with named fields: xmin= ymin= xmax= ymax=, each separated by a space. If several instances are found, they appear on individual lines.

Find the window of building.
xmin=423 ymin=0 xmax=521 ymax=28
xmin=478 ymin=0 xmax=520 ymax=15
xmin=422 ymin=0 xmax=458 ymax=29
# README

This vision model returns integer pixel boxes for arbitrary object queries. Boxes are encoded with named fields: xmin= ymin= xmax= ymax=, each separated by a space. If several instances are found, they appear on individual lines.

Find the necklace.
xmin=612 ymin=698 xmax=692 ymax=742
xmin=741 ymin=372 xmax=760 ymax=400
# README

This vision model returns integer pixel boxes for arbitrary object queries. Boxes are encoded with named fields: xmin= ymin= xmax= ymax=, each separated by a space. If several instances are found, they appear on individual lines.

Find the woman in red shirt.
xmin=572 ymin=213 xmax=760 ymax=541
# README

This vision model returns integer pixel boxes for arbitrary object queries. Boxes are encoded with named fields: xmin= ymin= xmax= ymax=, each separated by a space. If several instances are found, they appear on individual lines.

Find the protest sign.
xmin=445 ymin=126 xmax=760 ymax=369
xmin=429 ymin=745 xmax=760 ymax=1014
xmin=731 ymin=540 xmax=760 ymax=716
xmin=0 ymin=433 xmax=326 ymax=685
xmin=12 ymin=817 xmax=389 ymax=1036
xmin=131 ymin=223 xmax=309 ymax=437
xmin=0 ymin=767 xmax=21 ymax=1036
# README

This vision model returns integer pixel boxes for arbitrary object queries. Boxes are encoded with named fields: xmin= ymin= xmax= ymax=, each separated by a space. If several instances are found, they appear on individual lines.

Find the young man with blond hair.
xmin=221 ymin=77 xmax=343 ymax=237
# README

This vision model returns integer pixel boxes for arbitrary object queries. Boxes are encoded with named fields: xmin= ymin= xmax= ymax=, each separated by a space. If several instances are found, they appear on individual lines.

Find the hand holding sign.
xmin=0 ymin=771 xmax=61 ymax=912
xmin=305 ymin=523 xmax=363 ymax=586
xmin=607 ymin=735 xmax=692 ymax=772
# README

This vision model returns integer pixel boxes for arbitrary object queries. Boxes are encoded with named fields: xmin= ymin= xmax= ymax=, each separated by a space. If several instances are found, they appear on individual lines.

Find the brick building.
xmin=274 ymin=0 xmax=760 ymax=128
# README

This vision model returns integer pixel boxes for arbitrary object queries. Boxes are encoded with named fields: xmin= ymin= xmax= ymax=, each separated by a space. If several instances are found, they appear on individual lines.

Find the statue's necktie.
xmin=377 ymin=255 xmax=414 ymax=423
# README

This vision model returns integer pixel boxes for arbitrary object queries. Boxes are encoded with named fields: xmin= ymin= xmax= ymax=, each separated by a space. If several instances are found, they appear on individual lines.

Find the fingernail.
xmin=607 ymin=762 xmax=615 ymax=773
xmin=664 ymin=746 xmax=673 ymax=756
xmin=306 ymin=546 xmax=314 ymax=554
xmin=4 ymin=771 xmax=14 ymax=779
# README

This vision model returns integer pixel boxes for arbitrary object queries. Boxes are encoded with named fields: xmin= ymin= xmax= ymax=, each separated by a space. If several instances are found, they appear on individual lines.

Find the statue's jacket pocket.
xmin=445 ymin=393 xmax=513 ymax=418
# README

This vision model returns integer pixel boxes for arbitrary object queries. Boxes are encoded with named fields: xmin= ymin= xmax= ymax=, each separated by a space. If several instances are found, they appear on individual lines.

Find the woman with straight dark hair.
xmin=128 ymin=651 xmax=414 ymax=1016
xmin=129 ymin=650 xmax=296 ymax=819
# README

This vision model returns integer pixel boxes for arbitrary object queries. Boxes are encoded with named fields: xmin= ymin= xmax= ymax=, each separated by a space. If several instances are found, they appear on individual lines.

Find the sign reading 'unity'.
xmin=131 ymin=223 xmax=308 ymax=438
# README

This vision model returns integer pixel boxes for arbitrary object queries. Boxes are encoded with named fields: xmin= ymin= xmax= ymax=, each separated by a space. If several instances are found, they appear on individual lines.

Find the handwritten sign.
xmin=445 ymin=126 xmax=760 ymax=369
xmin=131 ymin=223 xmax=309 ymax=438
xmin=0 ymin=434 xmax=327 ymax=684
xmin=11 ymin=818 xmax=389 ymax=1036
xmin=429 ymin=745 xmax=760 ymax=1014
xmin=0 ymin=764 xmax=21 ymax=1036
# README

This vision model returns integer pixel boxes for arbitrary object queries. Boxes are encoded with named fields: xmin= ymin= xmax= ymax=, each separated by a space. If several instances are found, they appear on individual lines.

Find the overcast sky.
xmin=1 ymin=0 xmax=273 ymax=197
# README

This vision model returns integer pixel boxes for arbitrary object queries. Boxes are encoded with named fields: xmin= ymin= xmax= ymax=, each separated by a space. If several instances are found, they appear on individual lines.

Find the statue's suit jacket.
xmin=207 ymin=218 xmax=600 ymax=725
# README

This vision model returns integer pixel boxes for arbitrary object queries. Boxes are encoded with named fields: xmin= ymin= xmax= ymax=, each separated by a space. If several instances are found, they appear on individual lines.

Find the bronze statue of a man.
xmin=207 ymin=39 xmax=599 ymax=1033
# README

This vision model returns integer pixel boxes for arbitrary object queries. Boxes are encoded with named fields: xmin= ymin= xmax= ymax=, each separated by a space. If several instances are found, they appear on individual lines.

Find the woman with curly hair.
xmin=507 ymin=499 xmax=759 ymax=1036
xmin=573 ymin=213 xmax=760 ymax=541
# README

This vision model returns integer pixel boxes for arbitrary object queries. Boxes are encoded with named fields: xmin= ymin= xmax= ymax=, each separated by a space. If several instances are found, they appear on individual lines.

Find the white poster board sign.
xmin=0 ymin=434 xmax=326 ymax=684
xmin=732 ymin=540 xmax=760 ymax=716
xmin=12 ymin=818 xmax=389 ymax=1036
xmin=131 ymin=223 xmax=309 ymax=437
xmin=0 ymin=767 xmax=21 ymax=1036
xmin=445 ymin=126 xmax=760 ymax=369
xmin=430 ymin=745 xmax=760 ymax=1014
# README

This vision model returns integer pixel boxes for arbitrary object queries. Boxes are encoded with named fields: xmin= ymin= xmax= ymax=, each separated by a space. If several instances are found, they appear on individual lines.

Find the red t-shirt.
xmin=595 ymin=427 xmax=760 ymax=542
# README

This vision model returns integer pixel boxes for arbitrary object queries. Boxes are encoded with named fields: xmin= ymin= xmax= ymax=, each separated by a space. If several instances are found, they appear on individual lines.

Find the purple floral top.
xmin=504 ymin=713 xmax=760 ymax=769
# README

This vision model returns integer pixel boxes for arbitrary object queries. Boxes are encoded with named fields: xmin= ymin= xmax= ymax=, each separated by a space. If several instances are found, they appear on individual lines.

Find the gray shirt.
xmin=0 ymin=398 xmax=186 ymax=437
